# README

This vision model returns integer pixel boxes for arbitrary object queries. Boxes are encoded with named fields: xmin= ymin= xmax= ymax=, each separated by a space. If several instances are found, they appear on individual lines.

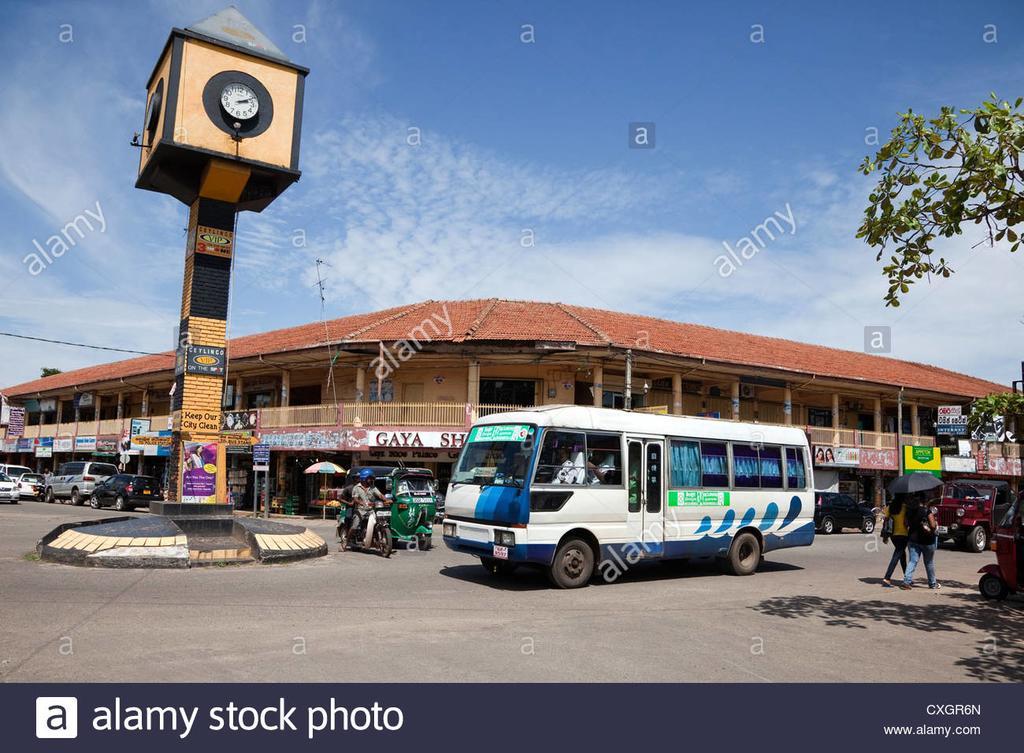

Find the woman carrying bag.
xmin=900 ymin=491 xmax=940 ymax=590
xmin=881 ymin=493 xmax=909 ymax=587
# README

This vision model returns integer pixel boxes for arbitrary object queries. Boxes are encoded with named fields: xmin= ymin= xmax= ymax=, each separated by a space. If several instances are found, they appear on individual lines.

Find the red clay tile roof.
xmin=2 ymin=299 xmax=1006 ymax=398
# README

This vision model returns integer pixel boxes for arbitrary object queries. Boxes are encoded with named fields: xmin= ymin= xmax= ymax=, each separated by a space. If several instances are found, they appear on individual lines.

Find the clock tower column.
xmin=134 ymin=7 xmax=307 ymax=512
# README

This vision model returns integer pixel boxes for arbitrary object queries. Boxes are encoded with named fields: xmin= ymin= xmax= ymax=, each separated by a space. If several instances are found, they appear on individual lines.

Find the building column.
xmin=911 ymin=403 xmax=920 ymax=439
xmin=355 ymin=366 xmax=367 ymax=402
xmin=467 ymin=360 xmax=481 ymax=421
xmin=140 ymin=389 xmax=149 ymax=417
xmin=783 ymin=386 xmax=793 ymax=425
xmin=280 ymin=370 xmax=291 ymax=408
xmin=874 ymin=397 xmax=883 ymax=448
xmin=672 ymin=373 xmax=683 ymax=415
xmin=730 ymin=381 xmax=740 ymax=421
xmin=233 ymin=377 xmax=243 ymax=410
xmin=93 ymin=394 xmax=102 ymax=434
xmin=831 ymin=393 xmax=840 ymax=445
xmin=592 ymin=365 xmax=604 ymax=408
xmin=55 ymin=399 xmax=63 ymax=426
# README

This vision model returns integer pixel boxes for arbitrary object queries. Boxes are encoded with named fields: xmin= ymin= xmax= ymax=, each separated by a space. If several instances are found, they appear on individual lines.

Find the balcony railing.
xmin=260 ymin=404 xmax=339 ymax=428
xmin=344 ymin=402 xmax=468 ymax=427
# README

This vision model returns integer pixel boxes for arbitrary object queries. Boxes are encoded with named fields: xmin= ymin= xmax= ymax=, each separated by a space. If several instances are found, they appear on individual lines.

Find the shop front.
xmin=813 ymin=444 xmax=898 ymax=506
xmin=258 ymin=428 xmax=369 ymax=514
xmin=362 ymin=428 xmax=468 ymax=493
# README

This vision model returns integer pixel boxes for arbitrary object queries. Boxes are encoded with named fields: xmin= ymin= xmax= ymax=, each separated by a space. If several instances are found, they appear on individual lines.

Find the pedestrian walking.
xmin=881 ymin=493 xmax=909 ymax=586
xmin=900 ymin=491 xmax=940 ymax=590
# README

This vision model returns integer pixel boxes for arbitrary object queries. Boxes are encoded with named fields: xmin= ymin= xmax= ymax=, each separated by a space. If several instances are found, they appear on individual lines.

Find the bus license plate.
xmin=492 ymin=545 xmax=509 ymax=560
xmin=142 ymin=490 xmax=151 ymax=495
xmin=937 ymin=525 xmax=948 ymax=535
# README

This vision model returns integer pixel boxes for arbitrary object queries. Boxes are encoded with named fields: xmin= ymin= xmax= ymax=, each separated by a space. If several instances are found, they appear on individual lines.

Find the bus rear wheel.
xmin=548 ymin=537 xmax=595 ymax=589
xmin=724 ymin=532 xmax=761 ymax=576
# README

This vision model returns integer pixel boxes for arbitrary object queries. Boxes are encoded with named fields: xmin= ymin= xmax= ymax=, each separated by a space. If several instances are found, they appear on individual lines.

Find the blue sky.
xmin=1 ymin=0 xmax=1022 ymax=388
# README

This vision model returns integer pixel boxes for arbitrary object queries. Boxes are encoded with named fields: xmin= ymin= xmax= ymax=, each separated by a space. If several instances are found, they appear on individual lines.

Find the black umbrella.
xmin=887 ymin=471 xmax=942 ymax=496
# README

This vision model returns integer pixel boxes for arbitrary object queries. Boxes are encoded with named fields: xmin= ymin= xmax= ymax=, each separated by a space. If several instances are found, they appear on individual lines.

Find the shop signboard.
xmin=129 ymin=418 xmax=151 ymax=453
xmin=370 ymin=430 xmax=467 ymax=449
xmin=936 ymin=405 xmax=969 ymax=436
xmin=16 ymin=438 xmax=34 ymax=452
xmin=971 ymin=415 xmax=1005 ymax=442
xmin=812 ymin=445 xmax=859 ymax=467
xmin=904 ymin=445 xmax=942 ymax=477
xmin=222 ymin=409 xmax=259 ymax=431
xmin=134 ymin=432 xmax=173 ymax=457
xmin=181 ymin=441 xmax=218 ymax=504
xmin=7 ymin=407 xmax=25 ymax=438
xmin=54 ymin=437 xmax=73 ymax=453
xmin=3 ymin=440 xmax=18 ymax=453
xmin=259 ymin=429 xmax=368 ymax=451
xmin=253 ymin=443 xmax=270 ymax=471
xmin=942 ymin=456 xmax=977 ymax=473
xmin=95 ymin=438 xmax=118 ymax=455
xmin=185 ymin=345 xmax=227 ymax=376
xmin=857 ymin=448 xmax=898 ymax=470
xmin=0 ymin=394 xmax=8 ymax=426
xmin=34 ymin=437 xmax=53 ymax=458
xmin=75 ymin=436 xmax=97 ymax=452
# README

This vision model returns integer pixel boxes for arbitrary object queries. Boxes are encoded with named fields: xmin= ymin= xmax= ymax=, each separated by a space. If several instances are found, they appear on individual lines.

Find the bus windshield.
xmin=451 ymin=424 xmax=536 ymax=488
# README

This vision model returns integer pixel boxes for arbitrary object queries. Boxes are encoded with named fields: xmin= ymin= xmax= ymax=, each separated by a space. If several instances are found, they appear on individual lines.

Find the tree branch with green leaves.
xmin=858 ymin=94 xmax=1024 ymax=307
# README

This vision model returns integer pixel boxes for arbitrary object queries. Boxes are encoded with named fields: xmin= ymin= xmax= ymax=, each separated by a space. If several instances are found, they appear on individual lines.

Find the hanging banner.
xmin=182 ymin=441 xmax=219 ymax=504
xmin=7 ymin=407 xmax=25 ymax=438
xmin=0 ymin=394 xmax=9 ymax=426
xmin=904 ymin=445 xmax=942 ymax=477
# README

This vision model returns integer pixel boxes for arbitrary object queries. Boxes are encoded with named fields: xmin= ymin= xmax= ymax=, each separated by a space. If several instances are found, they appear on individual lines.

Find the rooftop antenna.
xmin=314 ymin=258 xmax=340 ymax=409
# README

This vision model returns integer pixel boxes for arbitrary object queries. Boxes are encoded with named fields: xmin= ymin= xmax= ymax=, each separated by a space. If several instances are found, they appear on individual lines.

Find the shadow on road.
xmin=751 ymin=589 xmax=1024 ymax=682
xmin=441 ymin=557 xmax=804 ymax=591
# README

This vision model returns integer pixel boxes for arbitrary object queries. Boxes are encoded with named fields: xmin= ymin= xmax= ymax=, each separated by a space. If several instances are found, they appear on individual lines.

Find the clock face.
xmin=220 ymin=82 xmax=259 ymax=121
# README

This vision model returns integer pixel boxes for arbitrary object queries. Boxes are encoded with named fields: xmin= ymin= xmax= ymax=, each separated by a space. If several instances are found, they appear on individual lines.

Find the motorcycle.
xmin=337 ymin=503 xmax=393 ymax=558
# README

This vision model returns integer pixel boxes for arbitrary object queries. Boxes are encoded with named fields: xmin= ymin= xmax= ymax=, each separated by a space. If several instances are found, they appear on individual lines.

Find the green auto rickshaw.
xmin=351 ymin=466 xmax=438 ymax=551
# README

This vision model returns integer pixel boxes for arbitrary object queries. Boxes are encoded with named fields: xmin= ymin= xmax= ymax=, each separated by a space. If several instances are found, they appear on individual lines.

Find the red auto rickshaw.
xmin=978 ymin=491 xmax=1022 ymax=600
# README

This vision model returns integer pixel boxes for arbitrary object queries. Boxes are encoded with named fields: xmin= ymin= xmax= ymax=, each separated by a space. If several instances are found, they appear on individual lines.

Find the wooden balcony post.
xmin=234 ymin=377 xmax=243 ymax=410
xmin=280 ymin=370 xmax=291 ymax=408
xmin=93 ymin=394 xmax=102 ymax=436
xmin=355 ymin=366 xmax=366 ymax=402
xmin=731 ymin=381 xmax=740 ymax=421
xmin=467 ymin=359 xmax=481 ymax=406
xmin=831 ymin=393 xmax=840 ymax=445
xmin=592 ymin=365 xmax=604 ymax=408
xmin=672 ymin=373 xmax=683 ymax=415
xmin=874 ymin=397 xmax=882 ymax=448
xmin=783 ymin=386 xmax=793 ymax=425
xmin=911 ymin=403 xmax=920 ymax=440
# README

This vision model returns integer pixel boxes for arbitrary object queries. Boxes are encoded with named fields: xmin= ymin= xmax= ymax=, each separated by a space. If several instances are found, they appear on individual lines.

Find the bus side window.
xmin=785 ymin=448 xmax=806 ymax=489
xmin=627 ymin=442 xmax=642 ymax=513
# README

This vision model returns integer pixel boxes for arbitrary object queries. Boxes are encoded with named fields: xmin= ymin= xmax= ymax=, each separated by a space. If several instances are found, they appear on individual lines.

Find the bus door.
xmin=627 ymin=438 xmax=665 ymax=555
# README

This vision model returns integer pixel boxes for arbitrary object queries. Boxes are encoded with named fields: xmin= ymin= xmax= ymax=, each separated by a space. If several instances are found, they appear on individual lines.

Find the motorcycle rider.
xmin=351 ymin=468 xmax=388 ymax=548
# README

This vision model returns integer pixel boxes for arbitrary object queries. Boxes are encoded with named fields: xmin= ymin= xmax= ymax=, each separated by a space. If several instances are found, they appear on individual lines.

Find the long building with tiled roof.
xmin=1 ymin=299 xmax=1018 ymax=507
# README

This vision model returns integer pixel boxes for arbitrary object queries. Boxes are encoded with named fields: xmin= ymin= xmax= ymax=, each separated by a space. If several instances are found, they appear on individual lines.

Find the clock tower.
xmin=135 ymin=7 xmax=308 ymax=511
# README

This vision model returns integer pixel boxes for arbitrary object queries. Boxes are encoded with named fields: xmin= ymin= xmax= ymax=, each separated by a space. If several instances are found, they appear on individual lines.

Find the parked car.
xmin=0 ymin=472 xmax=20 ymax=504
xmin=935 ymin=480 xmax=1013 ymax=552
xmin=814 ymin=492 xmax=876 ymax=534
xmin=90 ymin=474 xmax=163 ymax=511
xmin=0 ymin=464 xmax=33 ymax=480
xmin=16 ymin=472 xmax=46 ymax=500
xmin=45 ymin=461 xmax=119 ymax=505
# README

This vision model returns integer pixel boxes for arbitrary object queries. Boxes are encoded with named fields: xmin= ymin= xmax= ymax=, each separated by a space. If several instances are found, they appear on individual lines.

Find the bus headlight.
xmin=956 ymin=507 xmax=965 ymax=517
xmin=443 ymin=522 xmax=456 ymax=538
xmin=495 ymin=530 xmax=515 ymax=547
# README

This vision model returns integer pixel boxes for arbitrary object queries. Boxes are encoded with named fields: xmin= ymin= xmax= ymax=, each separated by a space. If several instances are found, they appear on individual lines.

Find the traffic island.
xmin=36 ymin=514 xmax=326 ymax=568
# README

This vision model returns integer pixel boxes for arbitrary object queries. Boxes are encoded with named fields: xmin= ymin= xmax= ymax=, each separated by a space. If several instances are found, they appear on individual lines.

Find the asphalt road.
xmin=1 ymin=500 xmax=1021 ymax=683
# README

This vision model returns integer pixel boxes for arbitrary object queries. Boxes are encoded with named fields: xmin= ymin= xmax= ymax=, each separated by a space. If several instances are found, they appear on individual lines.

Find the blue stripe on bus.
xmin=443 ymin=519 xmax=815 ymax=566
xmin=473 ymin=485 xmax=529 ymax=525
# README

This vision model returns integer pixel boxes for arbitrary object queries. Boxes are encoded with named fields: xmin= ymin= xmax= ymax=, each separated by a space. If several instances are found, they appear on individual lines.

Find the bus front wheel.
xmin=724 ymin=532 xmax=761 ymax=576
xmin=548 ymin=537 xmax=595 ymax=588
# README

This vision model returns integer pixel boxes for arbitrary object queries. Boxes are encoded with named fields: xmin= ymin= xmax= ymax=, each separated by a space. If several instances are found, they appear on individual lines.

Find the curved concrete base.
xmin=37 ymin=515 xmax=326 ymax=568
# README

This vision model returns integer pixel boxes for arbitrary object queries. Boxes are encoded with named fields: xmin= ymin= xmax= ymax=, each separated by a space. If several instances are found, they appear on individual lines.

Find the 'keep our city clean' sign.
xmin=904 ymin=445 xmax=942 ymax=477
